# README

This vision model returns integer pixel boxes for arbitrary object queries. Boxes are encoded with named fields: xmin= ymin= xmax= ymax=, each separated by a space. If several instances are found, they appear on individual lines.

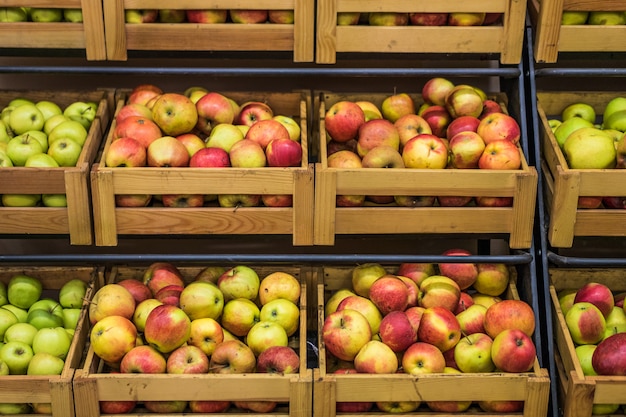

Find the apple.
xmin=178 ymin=281 xmax=224 ymax=322
xmin=89 ymin=283 xmax=135 ymax=324
xmin=0 ymin=7 xmax=28 ymax=22
xmin=26 ymin=352 xmax=64 ymax=376
xmin=377 ymin=401 xmax=420 ymax=413
xmin=473 ymin=263 xmax=510 ymax=296
xmin=113 ymin=115 xmax=162 ymax=148
xmin=419 ymin=105 xmax=451 ymax=138
xmin=355 ymin=101 xmax=382 ymax=122
xmin=438 ymin=248 xmax=478 ymax=290
xmin=554 ymin=117 xmax=594 ymax=149
xmin=360 ymin=145 xmax=404 ymax=170
xmin=259 ymin=298 xmax=299 ymax=336
xmin=161 ymin=194 xmax=204 ymax=208
xmin=27 ymin=306 xmax=64 ymax=330
xmin=418 ymin=275 xmax=461 ymax=311
xmin=337 ymin=12 xmax=360 ymax=25
xmin=2 ymin=304 xmax=27 ymax=323
xmin=402 ymin=341 xmax=446 ymax=374
xmin=575 ymin=344 xmax=598 ymax=376
xmin=588 ymin=11 xmax=626 ymax=25
xmin=186 ymin=317 xmax=223 ymax=357
xmin=116 ymin=102 xmax=153 ymax=124
xmin=116 ymin=279 xmax=151 ymax=305
xmin=120 ymin=345 xmax=166 ymax=374
xmin=368 ymin=12 xmax=409 ymax=25
xmin=476 ymin=112 xmax=521 ymax=145
xmin=381 ymin=93 xmax=415 ymax=123
xmin=573 ymin=282 xmax=614 ymax=317
xmin=228 ymin=138 xmax=267 ymax=167
xmin=256 ymin=345 xmax=300 ymax=374
xmin=479 ymin=400 xmax=523 ymax=413
xmin=354 ymin=339 xmax=399 ymax=374
xmin=409 ymin=12 xmax=448 ymax=25
xmin=394 ymin=113 xmax=432 ymax=148
xmin=188 ymin=400 xmax=230 ymax=413
xmin=126 ymin=84 xmax=162 ymax=105
xmin=336 ymin=295 xmax=382 ymax=335
xmin=0 ymin=310 xmax=19 ymax=341
xmin=565 ymin=302 xmax=606 ymax=345
xmin=478 ymin=139 xmax=521 ymax=170
xmin=186 ymin=9 xmax=227 ymax=23
xmin=144 ymin=401 xmax=188 ymax=413
xmin=258 ymin=271 xmax=300 ymax=305
xmin=32 ymin=326 xmax=72 ymax=359
xmin=402 ymin=134 xmax=449 ymax=169
xmin=147 ymin=135 xmax=190 ymax=167
xmin=448 ymin=131 xmax=485 ymax=169
xmin=246 ymin=320 xmax=289 ymax=356
xmin=601 ymin=196 xmax=626 ymax=209
xmin=273 ymin=113 xmax=304 ymax=140
xmin=175 ymin=133 xmax=205 ymax=157
xmin=205 ymin=123 xmax=245 ymax=152
xmin=603 ymin=97 xmax=626 ymax=124
xmin=106 ymin=137 xmax=148 ymax=168
xmin=144 ymin=304 xmax=191 ymax=353
xmin=8 ymin=103 xmax=44 ymax=135
xmin=397 ymin=263 xmax=435 ymax=286
xmin=378 ymin=310 xmax=417 ymax=352
xmin=3 ymin=322 xmax=38 ymax=345
xmin=417 ymin=306 xmax=462 ymax=352
xmin=218 ymin=193 xmax=261 ymax=207
xmin=456 ymin=303 xmax=488 ymax=335
xmin=603 ymin=306 xmax=626 ymax=339
xmin=236 ymin=101 xmax=273 ymax=127
xmin=47 ymin=137 xmax=82 ymax=167
xmin=448 ymin=12 xmax=486 ymax=25
xmin=151 ymin=93 xmax=197 ymax=136
xmin=564 ymin=125 xmax=617 ymax=165
xmin=483 ymin=299 xmax=535 ymax=338
xmin=209 ymin=339 xmax=256 ymax=373
xmin=266 ymin=137 xmax=302 ymax=167
xmin=356 ymin=119 xmax=400 ymax=157
xmin=445 ymin=85 xmax=484 ymax=119
xmin=1 ymin=194 xmax=41 ymax=207
xmin=61 ymin=308 xmax=81 ymax=331
xmin=234 ymin=400 xmax=277 ymax=413
xmin=0 ymin=341 xmax=33 ymax=374
xmin=34 ymin=100 xmax=62 ymax=123
xmin=454 ymin=332 xmax=495 ymax=373
xmin=220 ymin=298 xmax=260 ymax=337
xmin=327 ymin=149 xmax=365 ymax=206
xmin=25 ymin=152 xmax=59 ymax=169
xmin=115 ymin=194 xmax=152 ymax=207
xmin=446 ymin=115 xmax=481 ymax=140
xmin=592 ymin=332 xmax=626 ymax=375
xmin=90 ymin=315 xmax=137 ymax=364
xmin=154 ymin=284 xmax=184 ymax=305
xmin=7 ymin=274 xmax=42 ymax=309
xmin=130 ymin=299 xmax=161 ymax=334
xmin=351 ymin=263 xmax=386 ymax=298
xmin=562 ymin=102 xmax=596 ymax=123
xmin=476 ymin=196 xmax=514 ymax=207
xmin=368 ymin=275 xmax=409 ymax=315
xmin=6 ymin=134 xmax=44 ymax=166
xmin=323 ymin=309 xmax=372 ymax=361
xmin=142 ymin=265 xmax=185 ymax=296
xmin=491 ymin=328 xmax=536 ymax=372
xmin=422 ymin=77 xmax=455 ymax=106
xmin=217 ymin=265 xmax=260 ymax=301
xmin=194 ymin=266 xmax=227 ymax=284
xmin=325 ymin=101 xmax=366 ymax=143
xmin=324 ymin=288 xmax=355 ymax=317
xmin=166 ymin=345 xmax=210 ymax=374
xmin=229 ymin=9 xmax=269 ymax=23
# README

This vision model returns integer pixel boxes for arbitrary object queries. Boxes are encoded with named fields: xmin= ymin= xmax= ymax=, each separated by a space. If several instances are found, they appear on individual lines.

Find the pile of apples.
xmin=89 ymin=262 xmax=302 ymax=414
xmin=125 ymin=9 xmax=294 ymax=24
xmin=324 ymin=77 xmax=522 ymax=208
xmin=337 ymin=12 xmax=503 ymax=26
xmin=106 ymin=84 xmax=303 ymax=209
xmin=0 ymin=7 xmax=83 ymax=22
xmin=559 ymin=282 xmax=626 ymax=414
xmin=560 ymin=11 xmax=626 ymax=25
xmin=322 ymin=248 xmax=537 ymax=413
xmin=547 ymin=97 xmax=626 ymax=209
xmin=0 ymin=96 xmax=97 ymax=207
xmin=0 ymin=274 xmax=88 ymax=414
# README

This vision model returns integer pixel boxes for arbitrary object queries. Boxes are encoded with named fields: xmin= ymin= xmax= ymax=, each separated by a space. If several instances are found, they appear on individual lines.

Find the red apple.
xmin=117 ymin=278 xmax=152 ymax=304
xmin=105 ymin=137 xmax=147 ymax=168
xmin=378 ymin=310 xmax=417 ymax=352
xmin=456 ymin=303 xmax=488 ymax=335
xmin=394 ymin=113 xmax=432 ymax=148
xmin=245 ymin=118 xmax=290 ymax=150
xmin=368 ymin=275 xmax=409 ymax=315
xmin=128 ymin=84 xmax=163 ymax=106
xmin=189 ymin=401 xmax=231 ymax=413
xmin=478 ymin=400 xmax=524 ymax=413
xmin=262 ymin=194 xmax=293 ymax=207
xmin=166 ymin=345 xmax=210 ymax=374
xmin=334 ymin=369 xmax=374 ymax=412
xmin=446 ymin=115 xmax=481 ymax=140
xmin=234 ymin=401 xmax=277 ymax=413
xmin=449 ymin=131 xmax=486 ymax=169
xmin=402 ymin=134 xmax=449 ymax=169
xmin=438 ymin=248 xmax=479 ymax=290
xmin=147 ymin=135 xmax=190 ymax=167
xmin=476 ymin=196 xmax=514 ymax=207
xmin=418 ymin=275 xmax=461 ymax=311
xmin=356 ymin=118 xmax=400 ymax=157
xmin=189 ymin=147 xmax=231 ymax=168
xmin=445 ymin=85 xmax=484 ymax=119
xmin=592 ymin=333 xmax=626 ymax=375
xmin=476 ymin=112 xmax=521 ymax=144
xmin=478 ymin=139 xmax=521 ymax=170
xmin=417 ymin=306 xmax=462 ymax=352
xmin=479 ymin=99 xmax=503 ymax=119
xmin=420 ymin=105 xmax=451 ymax=138
xmin=142 ymin=262 xmax=185 ymax=296
xmin=120 ymin=345 xmax=166 ymax=374
xmin=325 ymin=101 xmax=366 ymax=143
xmin=354 ymin=340 xmax=399 ymax=374
xmin=578 ymin=196 xmax=603 ymax=209
xmin=438 ymin=196 xmax=474 ymax=207
xmin=397 ymin=263 xmax=435 ymax=286
xmin=154 ymin=284 xmax=184 ymax=305
xmin=402 ymin=341 xmax=446 ymax=374
xmin=322 ymin=309 xmax=372 ymax=361
xmin=454 ymin=291 xmax=475 ymax=314
xmin=195 ymin=91 xmax=236 ymax=135
xmin=409 ymin=12 xmax=448 ymax=25
xmin=256 ymin=345 xmax=300 ymax=374
xmin=144 ymin=304 xmax=191 ymax=354
xmin=144 ymin=401 xmax=188 ymax=413
xmin=265 ymin=137 xmax=302 ymax=167
xmin=116 ymin=103 xmax=153 ymax=124
xmin=491 ymin=328 xmax=536 ymax=372
xmin=422 ymin=77 xmax=455 ymax=106
xmin=115 ymin=194 xmax=152 ymax=207
xmin=602 ymin=196 xmax=626 ymax=209
xmin=236 ymin=101 xmax=273 ymax=126
xmin=185 ymin=9 xmax=227 ymax=23
xmin=337 ymin=295 xmax=383 ymax=335
xmin=484 ymin=299 xmax=535 ymax=338
xmin=574 ymin=282 xmax=615 ymax=318
xmin=161 ymin=194 xmax=204 ymax=208
xmin=113 ymin=115 xmax=162 ymax=148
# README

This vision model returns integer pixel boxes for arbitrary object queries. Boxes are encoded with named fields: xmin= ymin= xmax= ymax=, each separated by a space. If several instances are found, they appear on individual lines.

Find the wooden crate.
xmin=537 ymin=91 xmax=626 ymax=248
xmin=103 ymin=0 xmax=314 ymax=62
xmin=529 ymin=0 xmax=626 ymax=63
xmin=314 ymin=92 xmax=538 ymax=249
xmin=315 ymin=0 xmax=527 ymax=64
xmin=73 ymin=264 xmax=313 ymax=417
xmin=0 ymin=0 xmax=106 ymax=60
xmin=0 ymin=90 xmax=113 ymax=245
xmin=0 ymin=265 xmax=100 ymax=417
xmin=314 ymin=264 xmax=551 ymax=417
xmin=549 ymin=267 xmax=626 ymax=417
xmin=91 ymin=90 xmax=314 ymax=246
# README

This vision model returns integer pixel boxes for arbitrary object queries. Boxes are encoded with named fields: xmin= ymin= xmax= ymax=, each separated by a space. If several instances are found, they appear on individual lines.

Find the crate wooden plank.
xmin=91 ymin=90 xmax=314 ymax=246
xmin=103 ymin=0 xmax=314 ymax=61
xmin=549 ymin=267 xmax=626 ymax=417
xmin=316 ymin=0 xmax=526 ymax=64
xmin=0 ymin=266 xmax=100 ymax=417
xmin=73 ymin=264 xmax=313 ymax=417
xmin=0 ymin=90 xmax=111 ymax=245
xmin=0 ymin=0 xmax=106 ymax=60
xmin=314 ymin=92 xmax=538 ymax=249
xmin=315 ymin=264 xmax=551 ymax=417
xmin=537 ymin=91 xmax=626 ymax=248
xmin=530 ymin=0 xmax=626 ymax=63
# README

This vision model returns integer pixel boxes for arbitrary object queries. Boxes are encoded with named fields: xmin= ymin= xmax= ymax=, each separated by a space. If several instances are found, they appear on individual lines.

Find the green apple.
xmin=588 ymin=11 xmax=625 ymax=25
xmin=8 ymin=103 xmax=45 ymax=135
xmin=561 ymin=103 xmax=596 ymax=123
xmin=42 ymin=194 xmax=67 ymax=207
xmin=32 ymin=327 xmax=72 ymax=359
xmin=3 ymin=322 xmax=38 ymax=345
xmin=1 ymin=107 xmax=14 ymax=128
xmin=63 ymin=101 xmax=96 ymax=130
xmin=20 ymin=130 xmax=48 ymax=152
xmin=47 ymin=119 xmax=88 ymax=146
xmin=27 ymin=299 xmax=64 ymax=330
xmin=563 ymin=127 xmax=617 ymax=169
xmin=603 ymin=109 xmax=626 ymax=132
xmin=0 ymin=404 xmax=31 ymax=414
xmin=63 ymin=8 xmax=83 ymax=22
xmin=25 ymin=153 xmax=58 ymax=168
xmin=554 ymin=117 xmax=595 ymax=149
xmin=6 ymin=134 xmax=44 ymax=166
xmin=61 ymin=308 xmax=81 ymax=330
xmin=0 ymin=7 xmax=28 ymax=22
xmin=27 ymin=352 xmax=65 ymax=375
xmin=0 ymin=360 xmax=8 ymax=375
xmin=1 ymin=304 xmax=28 ymax=323
xmin=2 ymin=194 xmax=41 ymax=207
xmin=561 ymin=11 xmax=588 ymax=25
xmin=0 ymin=341 xmax=33 ymax=374
xmin=603 ymin=129 xmax=624 ymax=144
xmin=48 ymin=137 xmax=82 ymax=167
xmin=558 ymin=289 xmax=577 ymax=316
xmin=8 ymin=98 xmax=34 ymax=108
xmin=7 ymin=274 xmax=42 ymax=310
xmin=0 ymin=282 xmax=7 ymax=306
xmin=59 ymin=278 xmax=88 ymax=308
xmin=35 ymin=100 xmax=63 ymax=122
xmin=603 ymin=97 xmax=626 ymax=122
xmin=30 ymin=8 xmax=63 ymax=22
xmin=575 ymin=344 xmax=597 ymax=376
xmin=43 ymin=114 xmax=68 ymax=136
xmin=548 ymin=119 xmax=562 ymax=132
xmin=592 ymin=403 xmax=620 ymax=415
xmin=603 ymin=306 xmax=626 ymax=339
xmin=0 ymin=120 xmax=11 ymax=143
xmin=0 ymin=149 xmax=12 ymax=167
xmin=0 ymin=309 xmax=18 ymax=340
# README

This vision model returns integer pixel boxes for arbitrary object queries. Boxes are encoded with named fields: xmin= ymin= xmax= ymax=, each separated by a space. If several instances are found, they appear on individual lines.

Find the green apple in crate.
xmin=63 ymin=8 xmax=83 ymax=22
xmin=563 ymin=127 xmax=616 ymax=169
xmin=0 ymin=7 xmax=28 ymax=22
xmin=588 ymin=11 xmax=626 ymax=25
xmin=29 ymin=8 xmax=63 ymax=22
